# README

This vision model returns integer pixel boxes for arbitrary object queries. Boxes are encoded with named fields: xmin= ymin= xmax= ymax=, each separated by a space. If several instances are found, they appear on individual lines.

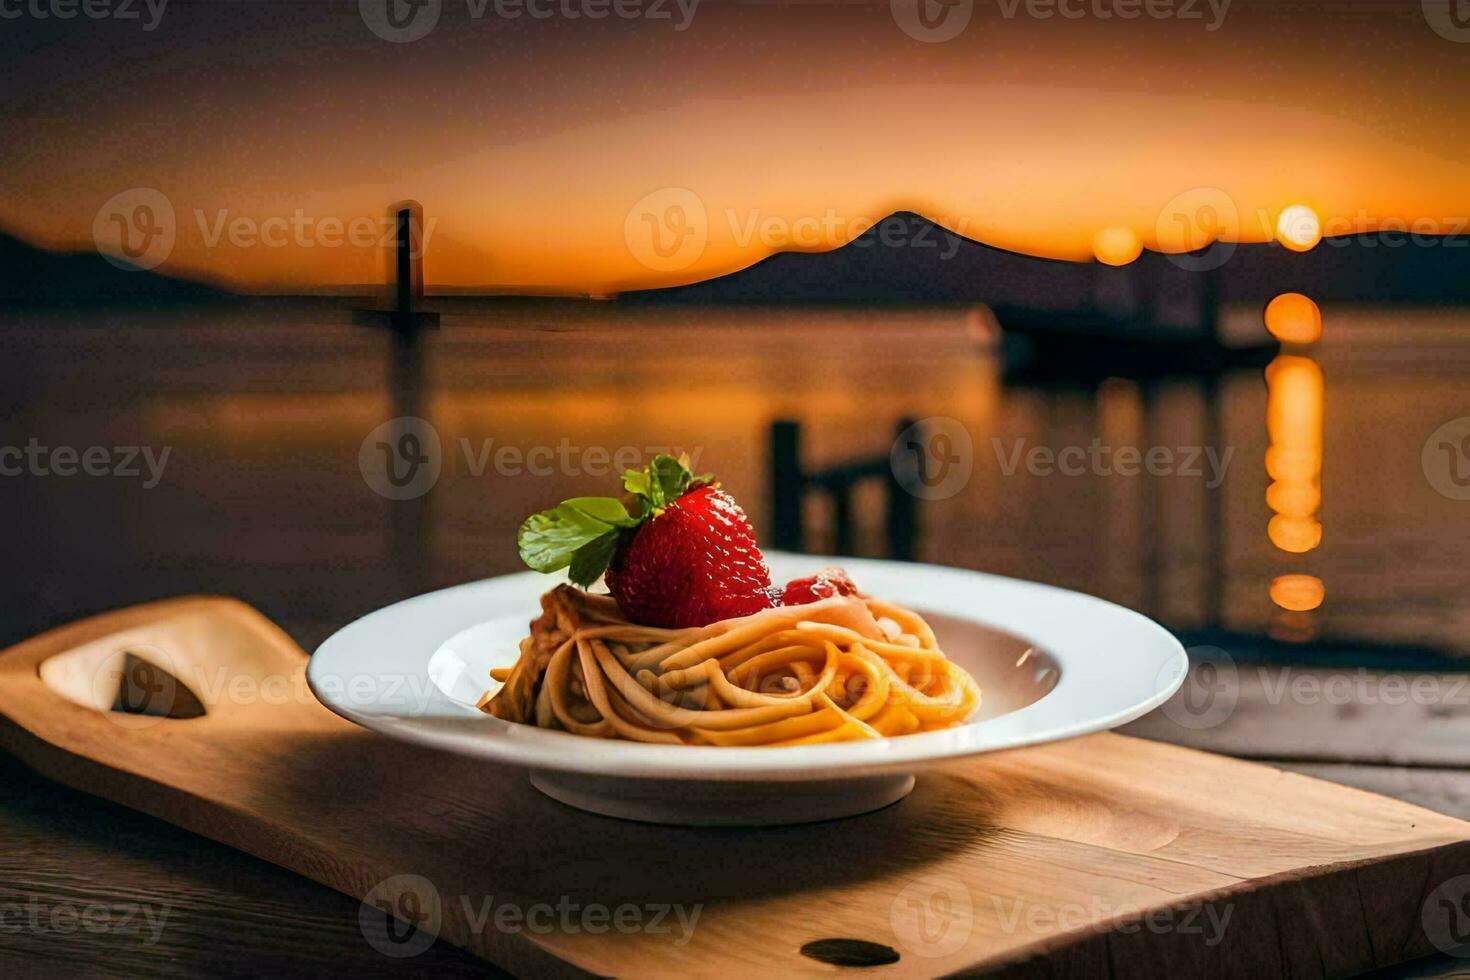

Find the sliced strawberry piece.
xmin=780 ymin=566 xmax=859 ymax=606
xmin=606 ymin=485 xmax=775 ymax=629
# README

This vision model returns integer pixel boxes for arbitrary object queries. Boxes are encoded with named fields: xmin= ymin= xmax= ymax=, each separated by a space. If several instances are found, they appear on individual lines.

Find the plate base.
xmin=529 ymin=770 xmax=916 ymax=826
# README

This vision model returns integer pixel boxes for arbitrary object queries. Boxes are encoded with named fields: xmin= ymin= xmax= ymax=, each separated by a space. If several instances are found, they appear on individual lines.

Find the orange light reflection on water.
xmin=1264 ymin=348 xmax=1325 ymax=612
xmin=1270 ymin=574 xmax=1325 ymax=612
xmin=1264 ymin=293 xmax=1323 ymax=346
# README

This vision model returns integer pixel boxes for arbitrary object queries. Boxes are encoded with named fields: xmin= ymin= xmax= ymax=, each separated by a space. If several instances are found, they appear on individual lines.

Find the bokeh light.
xmin=1265 ymin=480 xmax=1321 ymax=518
xmin=1271 ymin=574 xmax=1325 ymax=611
xmin=1092 ymin=227 xmax=1143 ymax=266
xmin=1269 ymin=516 xmax=1324 ymax=554
xmin=1264 ymin=292 xmax=1323 ymax=345
xmin=1265 ymin=354 xmax=1324 ymax=555
xmin=1275 ymin=204 xmax=1323 ymax=252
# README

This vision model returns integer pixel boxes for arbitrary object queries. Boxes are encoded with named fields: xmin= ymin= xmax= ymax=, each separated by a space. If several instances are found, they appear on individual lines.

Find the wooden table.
xmin=3 ymin=652 xmax=1468 ymax=977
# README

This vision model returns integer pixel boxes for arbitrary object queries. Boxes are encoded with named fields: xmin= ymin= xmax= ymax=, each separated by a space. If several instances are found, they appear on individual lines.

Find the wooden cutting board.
xmin=1 ymin=596 xmax=1467 ymax=978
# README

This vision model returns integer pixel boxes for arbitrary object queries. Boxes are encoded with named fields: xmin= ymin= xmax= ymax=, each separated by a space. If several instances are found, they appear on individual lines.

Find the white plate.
xmin=309 ymin=554 xmax=1186 ymax=825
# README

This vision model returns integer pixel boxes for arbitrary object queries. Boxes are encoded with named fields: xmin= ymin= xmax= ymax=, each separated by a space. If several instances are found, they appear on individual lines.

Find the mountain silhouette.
xmin=623 ymin=211 xmax=1470 ymax=313
xmin=0 ymin=229 xmax=227 ymax=305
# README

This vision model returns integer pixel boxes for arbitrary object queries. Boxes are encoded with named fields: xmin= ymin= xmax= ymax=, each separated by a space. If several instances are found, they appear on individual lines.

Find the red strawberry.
xmin=516 ymin=455 xmax=776 ymax=629
xmin=606 ymin=485 xmax=775 ymax=628
xmin=780 ymin=566 xmax=859 ymax=606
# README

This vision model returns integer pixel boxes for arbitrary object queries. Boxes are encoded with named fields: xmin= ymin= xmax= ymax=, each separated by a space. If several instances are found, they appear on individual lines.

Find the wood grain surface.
xmin=2 ymin=597 xmax=1470 ymax=978
xmin=1122 ymin=663 xmax=1470 ymax=767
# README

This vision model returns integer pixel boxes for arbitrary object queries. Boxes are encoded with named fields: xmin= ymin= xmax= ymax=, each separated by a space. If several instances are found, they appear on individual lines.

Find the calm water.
xmin=3 ymin=299 xmax=1469 ymax=662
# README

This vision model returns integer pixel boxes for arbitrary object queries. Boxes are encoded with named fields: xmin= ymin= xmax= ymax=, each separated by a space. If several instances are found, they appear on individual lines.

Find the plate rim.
xmin=308 ymin=554 xmax=1187 ymax=780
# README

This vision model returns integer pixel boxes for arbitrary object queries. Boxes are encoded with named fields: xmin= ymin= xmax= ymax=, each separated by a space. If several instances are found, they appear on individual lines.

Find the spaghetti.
xmin=478 ymin=585 xmax=981 ymax=745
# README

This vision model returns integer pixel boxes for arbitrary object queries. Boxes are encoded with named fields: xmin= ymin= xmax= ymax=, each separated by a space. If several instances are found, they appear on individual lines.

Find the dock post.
xmin=391 ymin=202 xmax=425 ymax=320
xmin=348 ymin=200 xmax=440 ymax=597
xmin=770 ymin=420 xmax=804 ymax=552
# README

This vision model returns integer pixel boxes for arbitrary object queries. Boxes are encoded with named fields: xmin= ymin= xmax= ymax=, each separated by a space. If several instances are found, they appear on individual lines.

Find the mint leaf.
xmin=564 ymin=497 xmax=639 ymax=528
xmin=568 ymin=529 xmax=619 ymax=587
xmin=519 ymin=454 xmax=716 ymax=584
xmin=619 ymin=454 xmax=701 ymax=512
xmin=622 ymin=468 xmax=651 ymax=499
xmin=518 ymin=503 xmax=617 ymax=573
xmin=648 ymin=454 xmax=691 ymax=509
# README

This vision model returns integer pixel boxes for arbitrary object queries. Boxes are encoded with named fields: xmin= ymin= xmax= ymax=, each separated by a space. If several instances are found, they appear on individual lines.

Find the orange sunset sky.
xmin=5 ymin=0 xmax=1470 ymax=293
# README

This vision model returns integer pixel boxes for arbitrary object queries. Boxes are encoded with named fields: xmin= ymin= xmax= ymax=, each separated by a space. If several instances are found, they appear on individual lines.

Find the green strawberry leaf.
xmin=517 ymin=502 xmax=618 ymax=573
xmin=622 ymin=468 xmax=650 ymax=500
xmin=518 ymin=454 xmax=716 ymax=584
xmin=563 ymin=496 xmax=639 ymax=528
xmin=648 ymin=455 xmax=690 ymax=509
xmin=567 ymin=529 xmax=620 ymax=587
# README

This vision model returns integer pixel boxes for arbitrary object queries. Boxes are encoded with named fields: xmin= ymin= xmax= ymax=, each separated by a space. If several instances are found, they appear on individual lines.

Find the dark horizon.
xmin=9 ymin=213 xmax=1470 ymax=311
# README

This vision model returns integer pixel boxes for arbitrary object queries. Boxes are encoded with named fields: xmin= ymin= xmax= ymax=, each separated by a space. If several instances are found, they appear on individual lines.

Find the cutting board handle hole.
xmin=109 ymin=652 xmax=207 ymax=719
xmin=799 ymin=938 xmax=901 ymax=967
xmin=39 ymin=647 xmax=208 ymax=721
